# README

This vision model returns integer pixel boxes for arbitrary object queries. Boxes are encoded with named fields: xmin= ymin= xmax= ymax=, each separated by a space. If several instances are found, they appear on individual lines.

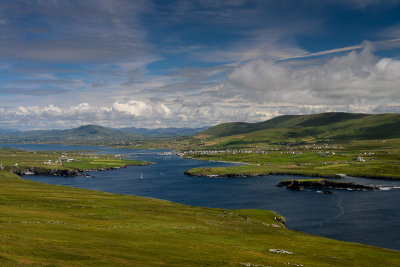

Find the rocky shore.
xmin=11 ymin=167 xmax=81 ymax=177
xmin=276 ymin=179 xmax=379 ymax=191
xmin=184 ymin=170 xmax=343 ymax=179
xmin=8 ymin=165 xmax=132 ymax=177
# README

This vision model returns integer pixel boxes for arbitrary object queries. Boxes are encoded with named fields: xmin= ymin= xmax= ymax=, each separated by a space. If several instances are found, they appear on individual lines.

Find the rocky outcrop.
xmin=184 ymin=170 xmax=342 ymax=179
xmin=10 ymin=167 xmax=81 ymax=177
xmin=277 ymin=179 xmax=379 ymax=191
xmin=183 ymin=171 xmax=269 ymax=178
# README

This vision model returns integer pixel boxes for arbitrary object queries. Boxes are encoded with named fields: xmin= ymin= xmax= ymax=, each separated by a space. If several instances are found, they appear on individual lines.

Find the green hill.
xmin=63 ymin=125 xmax=126 ymax=138
xmin=7 ymin=125 xmax=138 ymax=143
xmin=198 ymin=112 xmax=400 ymax=143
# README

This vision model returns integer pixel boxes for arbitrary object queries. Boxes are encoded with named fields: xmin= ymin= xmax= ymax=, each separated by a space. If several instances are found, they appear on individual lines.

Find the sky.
xmin=1 ymin=0 xmax=400 ymax=130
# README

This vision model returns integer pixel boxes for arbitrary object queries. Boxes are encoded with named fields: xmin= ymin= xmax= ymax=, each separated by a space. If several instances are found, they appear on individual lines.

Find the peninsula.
xmin=0 ymin=147 xmax=150 ymax=177
xmin=181 ymin=113 xmax=400 ymax=180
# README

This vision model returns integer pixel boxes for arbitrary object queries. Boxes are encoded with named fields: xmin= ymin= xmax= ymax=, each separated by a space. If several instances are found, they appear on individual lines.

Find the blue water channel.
xmin=2 ymin=143 xmax=400 ymax=250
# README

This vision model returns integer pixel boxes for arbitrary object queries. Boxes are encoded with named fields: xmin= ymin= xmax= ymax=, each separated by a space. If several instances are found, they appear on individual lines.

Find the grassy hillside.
xmin=198 ymin=112 xmax=400 ymax=143
xmin=0 ymin=171 xmax=399 ymax=266
xmin=65 ymin=125 xmax=126 ymax=138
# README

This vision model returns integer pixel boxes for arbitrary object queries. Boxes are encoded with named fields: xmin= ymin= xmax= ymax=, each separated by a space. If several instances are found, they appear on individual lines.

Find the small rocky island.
xmin=277 ymin=179 xmax=379 ymax=191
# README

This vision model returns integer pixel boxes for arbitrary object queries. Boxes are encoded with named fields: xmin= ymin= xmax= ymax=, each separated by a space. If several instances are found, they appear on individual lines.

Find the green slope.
xmin=198 ymin=112 xmax=400 ymax=142
xmin=0 ymin=171 xmax=399 ymax=266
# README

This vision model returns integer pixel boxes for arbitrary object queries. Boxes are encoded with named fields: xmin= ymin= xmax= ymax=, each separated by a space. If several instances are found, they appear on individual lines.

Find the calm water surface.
xmin=2 ymin=144 xmax=399 ymax=250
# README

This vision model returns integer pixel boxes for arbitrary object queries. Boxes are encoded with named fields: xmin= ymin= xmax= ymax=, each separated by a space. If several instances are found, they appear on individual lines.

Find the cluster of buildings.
xmin=178 ymin=149 xmax=268 ymax=156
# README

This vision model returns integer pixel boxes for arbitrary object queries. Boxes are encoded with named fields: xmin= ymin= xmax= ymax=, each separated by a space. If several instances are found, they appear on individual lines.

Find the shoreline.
xmin=185 ymin=170 xmax=400 ymax=180
xmin=183 ymin=164 xmax=400 ymax=180
xmin=182 ymin=155 xmax=249 ymax=166
xmin=9 ymin=162 xmax=151 ymax=178
xmin=184 ymin=170 xmax=343 ymax=179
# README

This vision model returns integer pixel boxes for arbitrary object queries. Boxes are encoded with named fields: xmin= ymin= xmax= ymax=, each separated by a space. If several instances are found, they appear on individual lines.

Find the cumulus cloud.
xmin=112 ymin=100 xmax=171 ymax=118
xmin=13 ymin=103 xmax=111 ymax=121
xmin=0 ymin=99 xmax=174 ymax=130
xmin=229 ymin=48 xmax=400 ymax=105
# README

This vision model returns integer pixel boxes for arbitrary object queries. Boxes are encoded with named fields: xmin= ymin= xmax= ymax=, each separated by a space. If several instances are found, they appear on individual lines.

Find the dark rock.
xmin=277 ymin=179 xmax=379 ymax=191
xmin=11 ymin=167 xmax=80 ymax=177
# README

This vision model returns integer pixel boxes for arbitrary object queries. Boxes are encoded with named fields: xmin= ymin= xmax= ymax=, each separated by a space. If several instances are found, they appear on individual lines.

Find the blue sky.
xmin=1 ymin=0 xmax=400 ymax=130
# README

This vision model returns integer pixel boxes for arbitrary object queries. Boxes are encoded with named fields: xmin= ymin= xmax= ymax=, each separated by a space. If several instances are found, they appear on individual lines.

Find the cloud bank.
xmin=229 ymin=48 xmax=400 ymax=106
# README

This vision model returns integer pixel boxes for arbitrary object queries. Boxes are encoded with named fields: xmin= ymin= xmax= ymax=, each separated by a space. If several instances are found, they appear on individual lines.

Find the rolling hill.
xmin=197 ymin=112 xmax=400 ymax=144
xmin=2 ymin=125 xmax=137 ymax=143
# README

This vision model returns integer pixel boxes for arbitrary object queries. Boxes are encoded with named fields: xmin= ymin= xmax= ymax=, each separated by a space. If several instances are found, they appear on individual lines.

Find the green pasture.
xmin=63 ymin=158 xmax=148 ymax=170
xmin=184 ymin=139 xmax=400 ymax=179
xmin=0 ymin=147 xmax=149 ymax=173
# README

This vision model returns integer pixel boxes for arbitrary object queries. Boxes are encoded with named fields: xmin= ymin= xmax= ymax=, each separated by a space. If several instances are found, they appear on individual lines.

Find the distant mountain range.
xmin=197 ymin=112 xmax=400 ymax=144
xmin=0 ymin=128 xmax=20 ymax=134
xmin=0 ymin=125 xmax=133 ymax=143
xmin=0 ymin=125 xmax=209 ymax=143
xmin=1 ymin=112 xmax=399 ymax=144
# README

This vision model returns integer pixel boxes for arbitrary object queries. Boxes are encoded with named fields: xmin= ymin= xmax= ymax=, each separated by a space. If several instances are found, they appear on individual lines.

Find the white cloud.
xmin=0 ymin=99 xmax=173 ymax=130
xmin=229 ymin=48 xmax=400 ymax=105
xmin=112 ymin=100 xmax=170 ymax=118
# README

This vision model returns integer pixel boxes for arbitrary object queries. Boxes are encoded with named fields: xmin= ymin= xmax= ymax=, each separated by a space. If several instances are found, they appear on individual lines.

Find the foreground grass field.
xmin=0 ymin=171 xmax=399 ymax=266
